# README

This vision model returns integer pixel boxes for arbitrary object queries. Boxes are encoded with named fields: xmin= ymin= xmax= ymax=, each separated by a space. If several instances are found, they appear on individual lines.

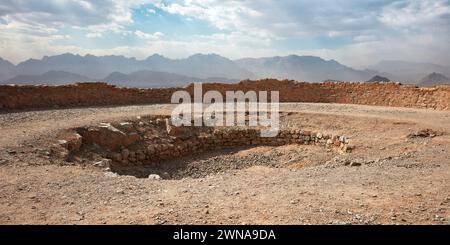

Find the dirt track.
xmin=1 ymin=103 xmax=450 ymax=224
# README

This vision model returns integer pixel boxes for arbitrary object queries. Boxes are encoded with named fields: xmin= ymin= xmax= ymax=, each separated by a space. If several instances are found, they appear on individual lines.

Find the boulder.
xmin=148 ymin=174 xmax=161 ymax=180
xmin=93 ymin=159 xmax=111 ymax=168
xmin=165 ymin=118 xmax=194 ymax=140
xmin=58 ymin=133 xmax=82 ymax=153
xmin=77 ymin=123 xmax=141 ymax=151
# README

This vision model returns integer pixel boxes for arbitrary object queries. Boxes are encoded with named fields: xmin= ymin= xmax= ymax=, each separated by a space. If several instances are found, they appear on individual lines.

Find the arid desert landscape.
xmin=1 ymin=0 xmax=450 ymax=229
xmin=1 ymin=80 xmax=450 ymax=225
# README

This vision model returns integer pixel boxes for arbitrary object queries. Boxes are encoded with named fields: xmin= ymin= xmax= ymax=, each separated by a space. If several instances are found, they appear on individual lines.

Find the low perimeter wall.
xmin=1 ymin=79 xmax=449 ymax=110
xmin=59 ymin=116 xmax=351 ymax=167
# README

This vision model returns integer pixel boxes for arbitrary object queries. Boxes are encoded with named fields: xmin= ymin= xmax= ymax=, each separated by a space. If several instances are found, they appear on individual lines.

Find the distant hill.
xmin=10 ymin=53 xmax=255 ymax=80
xmin=0 ymin=57 xmax=16 ymax=81
xmin=104 ymin=70 xmax=197 ymax=88
xmin=369 ymin=60 xmax=450 ymax=83
xmin=366 ymin=75 xmax=390 ymax=83
xmin=1 ymin=53 xmax=449 ymax=86
xmin=1 ymin=69 xmax=239 ymax=88
xmin=14 ymin=54 xmax=142 ymax=79
xmin=4 ymin=71 xmax=91 ymax=85
xmin=235 ymin=55 xmax=379 ymax=81
xmin=0 ymin=53 xmax=384 ymax=83
xmin=173 ymin=54 xmax=255 ymax=80
xmin=418 ymin=72 xmax=450 ymax=87
xmin=104 ymin=70 xmax=239 ymax=88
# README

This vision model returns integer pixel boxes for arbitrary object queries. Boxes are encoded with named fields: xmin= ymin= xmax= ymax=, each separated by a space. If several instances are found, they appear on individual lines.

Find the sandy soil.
xmin=1 ymin=103 xmax=450 ymax=224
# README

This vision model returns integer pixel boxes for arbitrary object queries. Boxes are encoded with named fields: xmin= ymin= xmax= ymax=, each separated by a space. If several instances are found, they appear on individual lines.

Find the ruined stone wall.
xmin=192 ymin=80 xmax=450 ymax=110
xmin=1 ymin=80 xmax=450 ymax=110
xmin=106 ymin=127 xmax=350 ymax=166
xmin=0 ymin=82 xmax=177 ymax=110
xmin=63 ymin=116 xmax=350 ymax=167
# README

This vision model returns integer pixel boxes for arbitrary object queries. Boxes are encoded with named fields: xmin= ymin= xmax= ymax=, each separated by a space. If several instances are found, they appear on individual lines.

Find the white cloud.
xmin=0 ymin=0 xmax=160 ymax=33
xmin=293 ymin=32 xmax=450 ymax=68
xmin=156 ymin=0 xmax=385 ymax=39
xmin=153 ymin=0 xmax=450 ymax=66
xmin=134 ymin=30 xmax=164 ymax=40
xmin=0 ymin=0 xmax=449 ymax=67
xmin=379 ymin=0 xmax=450 ymax=27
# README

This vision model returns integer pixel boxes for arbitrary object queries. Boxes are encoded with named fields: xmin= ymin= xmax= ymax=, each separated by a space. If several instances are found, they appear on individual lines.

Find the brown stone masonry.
xmin=1 ymin=79 xmax=449 ymax=110
xmin=59 ymin=116 xmax=352 ymax=168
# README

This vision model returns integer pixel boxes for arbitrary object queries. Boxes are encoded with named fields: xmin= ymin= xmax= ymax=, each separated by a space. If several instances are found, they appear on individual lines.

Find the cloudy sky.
xmin=0 ymin=0 xmax=449 ymax=67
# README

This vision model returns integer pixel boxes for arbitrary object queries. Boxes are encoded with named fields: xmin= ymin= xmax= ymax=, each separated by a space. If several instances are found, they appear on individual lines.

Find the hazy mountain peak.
xmin=419 ymin=72 xmax=450 ymax=87
xmin=0 ymin=57 xmax=14 ymax=66
xmin=234 ymin=54 xmax=372 ymax=81
xmin=366 ymin=75 xmax=390 ymax=83
xmin=147 ymin=53 xmax=165 ymax=59
xmin=369 ymin=60 xmax=450 ymax=82
xmin=0 ymin=57 xmax=16 ymax=81
xmin=187 ymin=53 xmax=229 ymax=61
xmin=287 ymin=54 xmax=321 ymax=59
xmin=4 ymin=70 xmax=91 ymax=85
xmin=3 ymin=53 xmax=448 ymax=86
xmin=49 ymin=53 xmax=80 ymax=59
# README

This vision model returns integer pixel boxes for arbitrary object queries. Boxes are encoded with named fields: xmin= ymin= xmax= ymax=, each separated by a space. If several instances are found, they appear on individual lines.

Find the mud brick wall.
xmin=1 ymin=80 xmax=450 ymax=110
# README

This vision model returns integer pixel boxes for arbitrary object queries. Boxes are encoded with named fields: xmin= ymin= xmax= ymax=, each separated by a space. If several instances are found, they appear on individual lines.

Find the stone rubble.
xmin=59 ymin=115 xmax=353 ymax=168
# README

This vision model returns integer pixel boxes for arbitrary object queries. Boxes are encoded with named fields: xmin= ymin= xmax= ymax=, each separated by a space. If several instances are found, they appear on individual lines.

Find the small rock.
xmin=104 ymin=172 xmax=118 ymax=178
xmin=111 ymin=153 xmax=122 ymax=162
xmin=119 ymin=122 xmax=133 ymax=129
xmin=58 ymin=133 xmax=82 ymax=153
xmin=148 ymin=174 xmax=161 ymax=180
xmin=350 ymin=161 xmax=362 ymax=167
xmin=93 ymin=159 xmax=111 ymax=168
xmin=0 ymin=159 xmax=8 ymax=165
xmin=121 ymin=149 xmax=130 ymax=159
xmin=6 ymin=149 xmax=16 ymax=155
xmin=407 ymin=129 xmax=440 ymax=139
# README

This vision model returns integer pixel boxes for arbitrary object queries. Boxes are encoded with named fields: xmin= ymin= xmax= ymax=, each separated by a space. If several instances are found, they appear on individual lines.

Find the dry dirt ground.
xmin=1 ymin=103 xmax=450 ymax=224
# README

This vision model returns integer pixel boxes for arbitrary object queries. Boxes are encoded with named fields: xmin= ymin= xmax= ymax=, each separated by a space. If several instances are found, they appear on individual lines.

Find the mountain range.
xmin=1 ymin=53 xmax=449 ymax=87
xmin=369 ymin=60 xmax=450 ymax=83
xmin=418 ymin=72 xmax=450 ymax=87
xmin=235 ymin=55 xmax=383 ymax=81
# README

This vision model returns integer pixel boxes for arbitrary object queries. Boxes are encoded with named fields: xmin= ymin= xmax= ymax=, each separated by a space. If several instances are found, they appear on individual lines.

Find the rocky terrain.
xmin=1 ymin=103 xmax=450 ymax=224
